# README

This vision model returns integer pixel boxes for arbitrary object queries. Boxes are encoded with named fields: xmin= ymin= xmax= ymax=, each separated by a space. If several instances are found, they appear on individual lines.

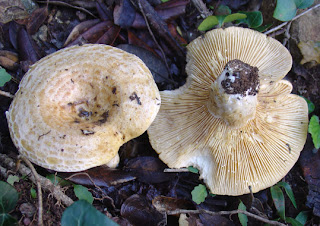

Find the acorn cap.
xmin=147 ymin=27 xmax=308 ymax=196
xmin=7 ymin=44 xmax=161 ymax=172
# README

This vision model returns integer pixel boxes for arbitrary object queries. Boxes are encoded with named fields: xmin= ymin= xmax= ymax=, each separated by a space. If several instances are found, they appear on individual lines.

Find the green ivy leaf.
xmin=6 ymin=175 xmax=19 ymax=186
xmin=308 ymin=115 xmax=320 ymax=149
xmin=0 ymin=68 xmax=11 ymax=87
xmin=237 ymin=11 xmax=263 ymax=28
xmin=273 ymin=0 xmax=297 ymax=21
xmin=73 ymin=185 xmax=94 ymax=204
xmin=277 ymin=181 xmax=297 ymax=208
xmin=188 ymin=166 xmax=199 ymax=174
xmin=238 ymin=201 xmax=248 ymax=226
xmin=285 ymin=217 xmax=303 ymax=226
xmin=295 ymin=211 xmax=309 ymax=225
xmin=191 ymin=184 xmax=208 ymax=204
xmin=302 ymin=97 xmax=315 ymax=114
xmin=61 ymin=200 xmax=118 ymax=226
xmin=0 ymin=181 xmax=19 ymax=226
xmin=270 ymin=185 xmax=285 ymax=220
xmin=294 ymin=0 xmax=314 ymax=9
xmin=198 ymin=16 xmax=219 ymax=31
xmin=0 ymin=181 xmax=19 ymax=213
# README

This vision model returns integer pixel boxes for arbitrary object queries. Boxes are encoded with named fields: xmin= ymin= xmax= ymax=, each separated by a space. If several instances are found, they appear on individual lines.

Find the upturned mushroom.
xmin=6 ymin=44 xmax=161 ymax=172
xmin=148 ymin=27 xmax=308 ymax=196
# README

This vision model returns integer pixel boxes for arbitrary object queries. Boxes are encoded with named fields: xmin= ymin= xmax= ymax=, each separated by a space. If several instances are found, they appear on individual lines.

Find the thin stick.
xmin=166 ymin=209 xmax=286 ymax=226
xmin=164 ymin=168 xmax=190 ymax=173
xmin=0 ymin=154 xmax=74 ymax=207
xmin=264 ymin=3 xmax=320 ymax=35
xmin=37 ymin=0 xmax=97 ymax=18
xmin=19 ymin=156 xmax=43 ymax=226
xmin=0 ymin=90 xmax=14 ymax=98
xmin=137 ymin=0 xmax=171 ymax=78
xmin=190 ymin=0 xmax=211 ymax=18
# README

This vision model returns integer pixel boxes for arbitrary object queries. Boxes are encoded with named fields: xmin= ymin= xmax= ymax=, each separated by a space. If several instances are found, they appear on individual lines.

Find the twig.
xmin=190 ymin=0 xmax=212 ymax=18
xmin=137 ymin=0 xmax=171 ymax=78
xmin=0 ymin=154 xmax=74 ymax=207
xmin=264 ymin=3 xmax=320 ymax=35
xmin=37 ymin=0 xmax=97 ymax=18
xmin=164 ymin=168 xmax=190 ymax=173
xmin=19 ymin=156 xmax=43 ymax=226
xmin=130 ymin=0 xmax=185 ymax=62
xmin=166 ymin=209 xmax=286 ymax=226
xmin=0 ymin=90 xmax=14 ymax=98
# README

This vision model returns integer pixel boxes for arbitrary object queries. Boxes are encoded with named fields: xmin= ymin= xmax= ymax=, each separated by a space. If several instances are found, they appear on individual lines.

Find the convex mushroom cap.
xmin=148 ymin=27 xmax=308 ymax=196
xmin=7 ymin=44 xmax=161 ymax=172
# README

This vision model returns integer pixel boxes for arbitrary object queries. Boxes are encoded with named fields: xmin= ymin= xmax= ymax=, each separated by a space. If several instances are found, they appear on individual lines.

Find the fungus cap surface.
xmin=7 ymin=44 xmax=161 ymax=172
xmin=147 ymin=27 xmax=308 ymax=196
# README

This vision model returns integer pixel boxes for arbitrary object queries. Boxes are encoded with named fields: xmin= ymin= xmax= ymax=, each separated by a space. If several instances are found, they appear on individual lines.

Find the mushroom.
xmin=147 ymin=27 xmax=308 ymax=196
xmin=6 ymin=44 xmax=161 ymax=172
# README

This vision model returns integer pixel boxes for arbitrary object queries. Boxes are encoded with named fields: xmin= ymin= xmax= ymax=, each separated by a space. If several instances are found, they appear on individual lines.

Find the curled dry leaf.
xmin=125 ymin=156 xmax=172 ymax=184
xmin=26 ymin=7 xmax=49 ymax=35
xmin=121 ymin=194 xmax=165 ymax=225
xmin=66 ymin=20 xmax=114 ymax=46
xmin=64 ymin=19 xmax=100 ymax=46
xmin=152 ymin=196 xmax=194 ymax=212
xmin=62 ymin=166 xmax=136 ymax=187
xmin=0 ymin=50 xmax=19 ymax=70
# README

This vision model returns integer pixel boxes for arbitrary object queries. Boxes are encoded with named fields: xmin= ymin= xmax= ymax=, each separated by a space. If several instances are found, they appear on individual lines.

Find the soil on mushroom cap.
xmin=221 ymin=59 xmax=260 ymax=96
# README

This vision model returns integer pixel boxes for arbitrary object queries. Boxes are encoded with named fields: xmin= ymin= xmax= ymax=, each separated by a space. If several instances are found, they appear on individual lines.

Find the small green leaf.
xmin=273 ymin=0 xmax=297 ymax=21
xmin=216 ymin=5 xmax=231 ymax=15
xmin=188 ymin=166 xmax=199 ymax=174
xmin=238 ymin=201 xmax=248 ymax=226
xmin=309 ymin=115 xmax=320 ymax=149
xmin=61 ymin=200 xmax=119 ymax=226
xmin=191 ymin=184 xmax=208 ymax=204
xmin=277 ymin=181 xmax=297 ymax=208
xmin=73 ymin=185 xmax=94 ymax=204
xmin=270 ymin=185 xmax=285 ymax=220
xmin=30 ymin=187 xmax=37 ymax=199
xmin=255 ymin=23 xmax=273 ymax=32
xmin=46 ymin=174 xmax=71 ymax=187
xmin=198 ymin=16 xmax=219 ymax=31
xmin=294 ymin=0 xmax=314 ymax=9
xmin=285 ymin=217 xmax=303 ymax=226
xmin=6 ymin=175 xmax=19 ymax=186
xmin=295 ymin=211 xmax=309 ymax=225
xmin=238 ymin=11 xmax=263 ymax=28
xmin=0 ymin=181 xmax=19 ymax=213
xmin=222 ymin=13 xmax=247 ymax=25
xmin=0 ymin=68 xmax=11 ymax=86
xmin=302 ymin=97 xmax=315 ymax=114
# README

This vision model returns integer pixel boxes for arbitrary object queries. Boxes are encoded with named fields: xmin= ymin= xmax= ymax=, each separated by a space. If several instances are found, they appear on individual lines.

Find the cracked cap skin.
xmin=7 ymin=44 xmax=161 ymax=172
xmin=148 ymin=27 xmax=308 ymax=196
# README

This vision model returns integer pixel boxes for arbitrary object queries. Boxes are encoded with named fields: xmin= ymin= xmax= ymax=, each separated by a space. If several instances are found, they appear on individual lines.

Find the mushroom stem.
xmin=206 ymin=59 xmax=260 ymax=128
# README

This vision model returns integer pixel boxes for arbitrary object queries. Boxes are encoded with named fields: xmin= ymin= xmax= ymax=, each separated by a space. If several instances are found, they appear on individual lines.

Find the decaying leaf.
xmin=298 ymin=41 xmax=320 ymax=64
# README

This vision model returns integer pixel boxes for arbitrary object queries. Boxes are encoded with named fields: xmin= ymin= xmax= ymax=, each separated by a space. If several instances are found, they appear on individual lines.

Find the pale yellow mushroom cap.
xmin=148 ymin=27 xmax=308 ymax=196
xmin=7 ymin=44 xmax=161 ymax=172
